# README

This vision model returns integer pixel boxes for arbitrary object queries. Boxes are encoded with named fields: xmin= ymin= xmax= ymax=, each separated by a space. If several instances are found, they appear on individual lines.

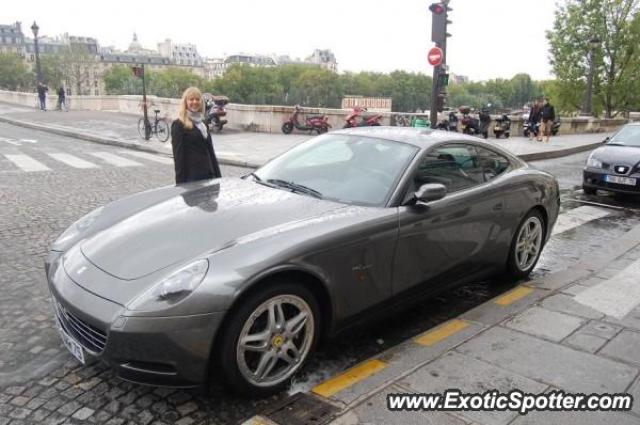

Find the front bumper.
xmin=46 ymin=251 xmax=225 ymax=388
xmin=583 ymin=169 xmax=640 ymax=195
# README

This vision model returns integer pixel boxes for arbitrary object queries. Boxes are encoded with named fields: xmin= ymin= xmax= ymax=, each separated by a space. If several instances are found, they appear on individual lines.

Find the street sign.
xmin=428 ymin=47 xmax=443 ymax=66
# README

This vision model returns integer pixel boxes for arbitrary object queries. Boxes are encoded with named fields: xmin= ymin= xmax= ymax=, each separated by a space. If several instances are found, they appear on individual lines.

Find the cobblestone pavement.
xmin=0 ymin=123 xmax=283 ymax=424
xmin=2 ymin=123 xmax=639 ymax=425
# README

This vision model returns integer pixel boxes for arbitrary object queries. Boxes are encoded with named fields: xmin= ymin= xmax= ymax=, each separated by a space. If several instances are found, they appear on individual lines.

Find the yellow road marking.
xmin=312 ymin=359 xmax=387 ymax=398
xmin=494 ymin=286 xmax=534 ymax=306
xmin=414 ymin=319 xmax=470 ymax=346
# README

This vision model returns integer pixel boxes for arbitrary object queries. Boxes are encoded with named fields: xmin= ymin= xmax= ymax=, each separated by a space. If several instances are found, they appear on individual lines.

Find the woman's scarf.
xmin=188 ymin=111 xmax=208 ymax=139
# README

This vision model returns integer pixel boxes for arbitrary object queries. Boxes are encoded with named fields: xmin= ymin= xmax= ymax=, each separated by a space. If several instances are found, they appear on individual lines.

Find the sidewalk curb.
xmin=1 ymin=114 xmax=601 ymax=166
xmin=0 ymin=115 xmax=262 ymax=169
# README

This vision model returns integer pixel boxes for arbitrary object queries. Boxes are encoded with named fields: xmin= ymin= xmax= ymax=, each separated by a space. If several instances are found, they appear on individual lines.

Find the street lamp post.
xmin=582 ymin=36 xmax=600 ymax=116
xmin=30 ymin=21 xmax=43 ymax=85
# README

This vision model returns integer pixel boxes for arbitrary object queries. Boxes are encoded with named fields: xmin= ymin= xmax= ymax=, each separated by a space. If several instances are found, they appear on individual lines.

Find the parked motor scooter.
xmin=282 ymin=105 xmax=330 ymax=134
xmin=478 ymin=108 xmax=491 ymax=139
xmin=448 ymin=112 xmax=459 ymax=132
xmin=203 ymin=94 xmax=229 ymax=132
xmin=493 ymin=114 xmax=511 ymax=138
xmin=459 ymin=106 xmax=480 ymax=135
xmin=523 ymin=119 xmax=560 ymax=138
xmin=343 ymin=106 xmax=382 ymax=128
xmin=523 ymin=121 xmax=539 ymax=138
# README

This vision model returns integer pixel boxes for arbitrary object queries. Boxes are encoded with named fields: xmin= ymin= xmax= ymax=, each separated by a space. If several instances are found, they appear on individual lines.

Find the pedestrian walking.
xmin=541 ymin=97 xmax=556 ymax=143
xmin=171 ymin=87 xmax=222 ymax=184
xmin=527 ymin=99 xmax=542 ymax=141
xmin=57 ymin=86 xmax=67 ymax=111
xmin=37 ymin=82 xmax=48 ymax=111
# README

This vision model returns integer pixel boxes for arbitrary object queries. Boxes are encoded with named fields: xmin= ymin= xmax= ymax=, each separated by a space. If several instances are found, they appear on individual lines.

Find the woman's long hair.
xmin=178 ymin=87 xmax=203 ymax=130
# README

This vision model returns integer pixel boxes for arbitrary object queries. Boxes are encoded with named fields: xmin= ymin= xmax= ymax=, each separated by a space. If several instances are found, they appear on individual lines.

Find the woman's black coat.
xmin=171 ymin=119 xmax=222 ymax=184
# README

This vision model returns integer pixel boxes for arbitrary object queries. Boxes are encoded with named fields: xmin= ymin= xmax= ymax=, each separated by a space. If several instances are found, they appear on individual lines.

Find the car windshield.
xmin=608 ymin=126 xmax=640 ymax=147
xmin=254 ymin=134 xmax=419 ymax=206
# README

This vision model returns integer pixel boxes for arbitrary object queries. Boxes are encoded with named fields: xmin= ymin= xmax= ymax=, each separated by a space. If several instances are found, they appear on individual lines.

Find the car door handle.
xmin=492 ymin=203 xmax=504 ymax=211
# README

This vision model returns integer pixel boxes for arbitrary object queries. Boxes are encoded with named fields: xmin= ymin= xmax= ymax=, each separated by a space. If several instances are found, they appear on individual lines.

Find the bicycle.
xmin=137 ymin=109 xmax=170 ymax=142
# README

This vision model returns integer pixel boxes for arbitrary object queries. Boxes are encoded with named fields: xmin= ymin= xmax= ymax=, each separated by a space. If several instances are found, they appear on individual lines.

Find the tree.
xmin=547 ymin=0 xmax=640 ymax=117
xmin=0 ymin=53 xmax=33 ymax=91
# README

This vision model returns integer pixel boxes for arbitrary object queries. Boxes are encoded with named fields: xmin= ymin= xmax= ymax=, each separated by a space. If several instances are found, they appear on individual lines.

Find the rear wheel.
xmin=583 ymin=185 xmax=597 ymax=195
xmin=217 ymin=282 xmax=319 ymax=397
xmin=505 ymin=132 xmax=510 ymax=138
xmin=155 ymin=119 xmax=170 ymax=142
xmin=506 ymin=210 xmax=545 ymax=279
xmin=281 ymin=122 xmax=294 ymax=134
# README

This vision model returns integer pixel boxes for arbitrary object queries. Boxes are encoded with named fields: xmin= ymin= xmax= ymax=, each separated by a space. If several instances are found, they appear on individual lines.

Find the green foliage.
xmin=101 ymin=62 xmax=553 ymax=113
xmin=547 ymin=0 xmax=640 ymax=117
xmin=0 ymin=53 xmax=34 ymax=91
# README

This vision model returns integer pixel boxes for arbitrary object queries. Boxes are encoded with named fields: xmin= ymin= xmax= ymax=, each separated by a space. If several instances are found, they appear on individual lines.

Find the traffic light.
xmin=430 ymin=2 xmax=452 ymax=45
xmin=437 ymin=72 xmax=449 ymax=87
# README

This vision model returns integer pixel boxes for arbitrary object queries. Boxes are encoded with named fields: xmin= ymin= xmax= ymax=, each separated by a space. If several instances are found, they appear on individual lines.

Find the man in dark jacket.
xmin=541 ymin=97 xmax=556 ymax=143
xmin=527 ymin=98 xmax=542 ymax=141
xmin=37 ymin=82 xmax=48 ymax=111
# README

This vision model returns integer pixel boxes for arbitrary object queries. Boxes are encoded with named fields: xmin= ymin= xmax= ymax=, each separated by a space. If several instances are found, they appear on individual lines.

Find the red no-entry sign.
xmin=428 ymin=47 xmax=443 ymax=66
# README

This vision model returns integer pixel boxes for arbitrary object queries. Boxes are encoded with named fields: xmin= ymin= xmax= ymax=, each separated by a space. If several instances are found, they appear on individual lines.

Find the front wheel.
xmin=217 ymin=282 xmax=319 ymax=397
xmin=282 ymin=122 xmax=294 ymax=134
xmin=155 ymin=119 xmax=170 ymax=142
xmin=506 ymin=210 xmax=545 ymax=279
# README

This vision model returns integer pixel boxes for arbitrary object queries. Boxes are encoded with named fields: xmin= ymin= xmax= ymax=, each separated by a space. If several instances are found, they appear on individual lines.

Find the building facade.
xmin=158 ymin=39 xmax=202 ymax=66
xmin=0 ymin=22 xmax=25 ymax=55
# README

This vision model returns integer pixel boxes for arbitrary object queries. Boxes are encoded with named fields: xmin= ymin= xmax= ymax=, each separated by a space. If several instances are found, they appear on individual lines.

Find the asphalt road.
xmin=1 ymin=122 xmax=639 ymax=424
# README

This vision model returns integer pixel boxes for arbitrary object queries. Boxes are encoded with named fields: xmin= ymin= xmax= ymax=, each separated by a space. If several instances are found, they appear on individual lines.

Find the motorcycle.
xmin=343 ymin=106 xmax=382 ymax=128
xmin=435 ymin=112 xmax=459 ymax=131
xmin=523 ymin=119 xmax=560 ymax=138
xmin=459 ymin=106 xmax=480 ymax=136
xmin=282 ymin=105 xmax=330 ymax=134
xmin=203 ymin=94 xmax=229 ymax=132
xmin=493 ymin=114 xmax=511 ymax=138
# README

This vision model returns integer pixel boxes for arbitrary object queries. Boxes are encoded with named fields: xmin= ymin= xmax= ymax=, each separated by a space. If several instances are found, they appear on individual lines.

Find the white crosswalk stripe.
xmin=117 ymin=150 xmax=173 ymax=165
xmin=574 ymin=259 xmax=640 ymax=319
xmin=4 ymin=154 xmax=50 ymax=172
xmin=47 ymin=153 xmax=98 ymax=169
xmin=88 ymin=152 xmax=142 ymax=167
xmin=551 ymin=205 xmax=611 ymax=236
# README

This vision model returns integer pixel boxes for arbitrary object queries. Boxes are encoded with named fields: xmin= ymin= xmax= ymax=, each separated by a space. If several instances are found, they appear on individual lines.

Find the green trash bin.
xmin=411 ymin=117 xmax=430 ymax=128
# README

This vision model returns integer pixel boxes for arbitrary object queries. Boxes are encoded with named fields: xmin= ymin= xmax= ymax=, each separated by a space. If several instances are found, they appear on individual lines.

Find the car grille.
xmin=54 ymin=301 xmax=108 ymax=353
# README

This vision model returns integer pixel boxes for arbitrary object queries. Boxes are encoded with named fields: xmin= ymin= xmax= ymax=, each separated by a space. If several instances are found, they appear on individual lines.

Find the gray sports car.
xmin=46 ymin=127 xmax=559 ymax=396
xmin=583 ymin=123 xmax=640 ymax=195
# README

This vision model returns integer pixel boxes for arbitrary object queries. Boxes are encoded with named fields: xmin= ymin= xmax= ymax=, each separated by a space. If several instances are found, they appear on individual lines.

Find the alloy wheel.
xmin=236 ymin=294 xmax=314 ymax=388
xmin=514 ymin=216 xmax=543 ymax=271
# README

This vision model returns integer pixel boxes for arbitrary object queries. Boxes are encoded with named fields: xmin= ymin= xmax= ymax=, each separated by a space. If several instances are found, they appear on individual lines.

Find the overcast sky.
xmin=7 ymin=0 xmax=559 ymax=81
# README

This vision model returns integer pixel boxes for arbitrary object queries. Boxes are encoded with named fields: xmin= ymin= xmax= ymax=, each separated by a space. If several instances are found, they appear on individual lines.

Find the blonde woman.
xmin=171 ymin=87 xmax=222 ymax=184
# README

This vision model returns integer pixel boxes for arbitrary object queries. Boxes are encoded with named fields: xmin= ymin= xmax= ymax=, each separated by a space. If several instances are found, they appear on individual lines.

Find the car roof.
xmin=333 ymin=126 xmax=501 ymax=149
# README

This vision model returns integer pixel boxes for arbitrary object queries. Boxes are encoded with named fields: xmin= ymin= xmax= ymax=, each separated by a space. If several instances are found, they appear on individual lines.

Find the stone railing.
xmin=0 ymin=90 xmax=631 ymax=135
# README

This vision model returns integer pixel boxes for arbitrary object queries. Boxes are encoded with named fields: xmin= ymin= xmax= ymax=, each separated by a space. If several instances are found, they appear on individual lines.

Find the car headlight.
xmin=128 ymin=259 xmax=209 ymax=311
xmin=587 ymin=157 xmax=603 ymax=168
xmin=52 ymin=206 xmax=104 ymax=250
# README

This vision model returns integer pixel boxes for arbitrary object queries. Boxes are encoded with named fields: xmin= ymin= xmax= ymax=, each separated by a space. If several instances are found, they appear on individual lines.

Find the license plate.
xmin=57 ymin=325 xmax=85 ymax=364
xmin=604 ymin=175 xmax=636 ymax=186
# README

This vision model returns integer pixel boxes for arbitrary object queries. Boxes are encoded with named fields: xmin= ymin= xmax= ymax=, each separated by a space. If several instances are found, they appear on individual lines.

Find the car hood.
xmin=592 ymin=145 xmax=640 ymax=167
xmin=80 ymin=178 xmax=345 ymax=280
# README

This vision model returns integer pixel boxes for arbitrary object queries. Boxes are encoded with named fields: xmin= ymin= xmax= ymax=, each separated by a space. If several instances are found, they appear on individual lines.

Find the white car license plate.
xmin=57 ymin=325 xmax=85 ymax=364
xmin=605 ymin=175 xmax=636 ymax=186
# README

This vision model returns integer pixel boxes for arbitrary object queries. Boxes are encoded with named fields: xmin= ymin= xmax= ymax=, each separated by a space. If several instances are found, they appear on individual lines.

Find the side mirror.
xmin=415 ymin=183 xmax=447 ymax=204
xmin=603 ymin=136 xmax=610 ymax=144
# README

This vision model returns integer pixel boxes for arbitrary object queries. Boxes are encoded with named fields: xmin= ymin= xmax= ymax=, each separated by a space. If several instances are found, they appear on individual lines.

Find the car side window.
xmin=475 ymin=146 xmax=511 ymax=182
xmin=413 ymin=144 xmax=484 ymax=193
